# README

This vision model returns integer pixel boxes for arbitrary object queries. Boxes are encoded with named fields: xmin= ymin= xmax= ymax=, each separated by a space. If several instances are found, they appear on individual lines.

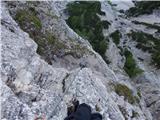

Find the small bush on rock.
xmin=15 ymin=10 xmax=42 ymax=30
xmin=114 ymin=84 xmax=139 ymax=104
xmin=66 ymin=1 xmax=110 ymax=63
xmin=110 ymin=30 xmax=122 ymax=45
xmin=126 ymin=1 xmax=160 ymax=17
xmin=14 ymin=6 xmax=88 ymax=65
xmin=123 ymin=48 xmax=143 ymax=78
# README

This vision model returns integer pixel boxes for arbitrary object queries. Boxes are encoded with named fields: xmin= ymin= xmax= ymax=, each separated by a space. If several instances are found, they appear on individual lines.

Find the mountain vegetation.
xmin=66 ymin=1 xmax=110 ymax=62
xmin=127 ymin=1 xmax=160 ymax=17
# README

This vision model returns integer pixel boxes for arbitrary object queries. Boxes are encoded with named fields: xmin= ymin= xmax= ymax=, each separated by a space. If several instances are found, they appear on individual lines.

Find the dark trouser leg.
xmin=64 ymin=103 xmax=91 ymax=120
xmin=91 ymin=113 xmax=102 ymax=120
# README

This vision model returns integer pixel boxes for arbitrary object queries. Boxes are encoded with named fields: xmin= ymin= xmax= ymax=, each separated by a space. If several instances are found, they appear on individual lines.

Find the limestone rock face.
xmin=1 ymin=1 xmax=159 ymax=120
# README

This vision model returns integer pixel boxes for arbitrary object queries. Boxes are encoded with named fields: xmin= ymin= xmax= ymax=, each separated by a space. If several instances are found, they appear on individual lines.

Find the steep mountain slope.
xmin=1 ymin=1 xmax=160 ymax=120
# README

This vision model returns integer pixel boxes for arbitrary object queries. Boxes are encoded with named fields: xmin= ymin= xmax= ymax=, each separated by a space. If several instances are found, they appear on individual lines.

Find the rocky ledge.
xmin=1 ymin=1 xmax=160 ymax=120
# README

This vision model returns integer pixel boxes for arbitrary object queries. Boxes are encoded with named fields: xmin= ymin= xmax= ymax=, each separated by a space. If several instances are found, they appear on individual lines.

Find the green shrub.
xmin=66 ymin=1 xmax=110 ymax=63
xmin=123 ymin=48 xmax=143 ymax=78
xmin=126 ymin=1 xmax=160 ymax=17
xmin=15 ymin=9 xmax=88 ymax=63
xmin=127 ymin=31 xmax=160 ymax=69
xmin=132 ymin=21 xmax=160 ymax=32
xmin=114 ymin=84 xmax=139 ymax=104
xmin=67 ymin=1 xmax=102 ymax=16
xmin=13 ymin=4 xmax=89 ymax=65
xmin=15 ymin=7 xmax=46 ymax=55
xmin=127 ymin=31 xmax=156 ymax=52
xmin=14 ymin=9 xmax=63 ymax=63
xmin=110 ymin=30 xmax=122 ymax=45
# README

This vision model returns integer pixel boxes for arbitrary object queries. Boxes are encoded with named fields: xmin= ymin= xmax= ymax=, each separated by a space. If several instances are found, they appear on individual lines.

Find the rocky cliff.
xmin=1 ymin=1 xmax=160 ymax=120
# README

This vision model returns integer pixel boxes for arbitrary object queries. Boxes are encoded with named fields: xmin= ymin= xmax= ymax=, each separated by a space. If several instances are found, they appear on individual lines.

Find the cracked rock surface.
xmin=1 ymin=1 xmax=160 ymax=120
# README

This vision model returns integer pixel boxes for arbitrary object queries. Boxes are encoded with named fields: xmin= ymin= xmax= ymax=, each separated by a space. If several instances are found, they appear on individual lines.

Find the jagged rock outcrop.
xmin=1 ymin=1 xmax=160 ymax=120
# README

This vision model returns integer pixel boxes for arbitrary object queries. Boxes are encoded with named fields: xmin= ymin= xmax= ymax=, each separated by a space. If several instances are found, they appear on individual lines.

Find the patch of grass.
xmin=15 ymin=10 xmax=42 ymax=30
xmin=123 ymin=48 xmax=143 ymax=78
xmin=127 ymin=31 xmax=160 ymax=69
xmin=114 ymin=84 xmax=139 ymax=104
xmin=110 ymin=30 xmax=122 ymax=45
xmin=14 ymin=7 xmax=88 ymax=65
xmin=126 ymin=1 xmax=160 ymax=17
xmin=66 ymin=1 xmax=110 ymax=63
xmin=45 ymin=32 xmax=56 ymax=45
